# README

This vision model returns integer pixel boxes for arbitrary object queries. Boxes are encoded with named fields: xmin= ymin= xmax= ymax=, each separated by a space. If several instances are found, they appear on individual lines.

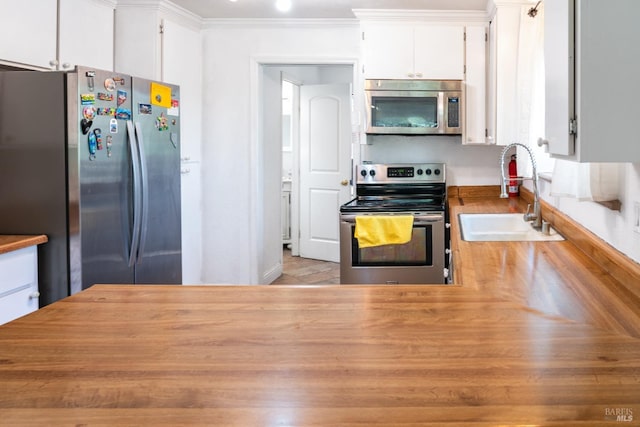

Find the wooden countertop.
xmin=0 ymin=234 xmax=48 ymax=255
xmin=449 ymin=193 xmax=640 ymax=339
xmin=1 ymin=284 xmax=639 ymax=425
xmin=1 ymin=193 xmax=639 ymax=425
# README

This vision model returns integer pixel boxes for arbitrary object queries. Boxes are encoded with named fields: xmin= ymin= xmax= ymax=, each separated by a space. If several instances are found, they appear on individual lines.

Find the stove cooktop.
xmin=341 ymin=163 xmax=447 ymax=213
xmin=340 ymin=197 xmax=445 ymax=213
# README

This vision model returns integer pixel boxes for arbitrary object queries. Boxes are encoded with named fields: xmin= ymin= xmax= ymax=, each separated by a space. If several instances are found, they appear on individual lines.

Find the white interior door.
xmin=299 ymin=83 xmax=352 ymax=263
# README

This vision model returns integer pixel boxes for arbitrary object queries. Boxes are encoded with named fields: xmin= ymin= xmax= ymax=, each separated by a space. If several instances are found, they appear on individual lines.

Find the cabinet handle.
xmin=415 ymin=72 xmax=423 ymax=78
xmin=407 ymin=72 xmax=415 ymax=78
xmin=181 ymin=168 xmax=191 ymax=174
xmin=29 ymin=291 xmax=40 ymax=299
xmin=537 ymin=137 xmax=549 ymax=152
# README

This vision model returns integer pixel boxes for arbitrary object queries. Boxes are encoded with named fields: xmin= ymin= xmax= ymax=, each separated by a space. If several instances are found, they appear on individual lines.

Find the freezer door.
xmin=72 ymin=67 xmax=135 ymax=292
xmin=131 ymin=78 xmax=182 ymax=284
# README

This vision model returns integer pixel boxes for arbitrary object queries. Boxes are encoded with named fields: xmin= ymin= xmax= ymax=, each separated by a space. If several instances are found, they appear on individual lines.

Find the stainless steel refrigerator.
xmin=0 ymin=66 xmax=182 ymax=306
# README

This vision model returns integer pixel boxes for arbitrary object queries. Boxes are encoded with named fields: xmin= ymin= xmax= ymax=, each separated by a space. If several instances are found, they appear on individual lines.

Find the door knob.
xmin=340 ymin=179 xmax=349 ymax=186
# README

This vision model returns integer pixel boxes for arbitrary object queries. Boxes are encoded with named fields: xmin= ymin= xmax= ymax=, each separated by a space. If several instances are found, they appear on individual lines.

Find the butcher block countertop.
xmin=1 ymin=284 xmax=639 ymax=426
xmin=0 ymin=234 xmax=47 ymax=254
xmin=1 ymin=192 xmax=640 ymax=425
xmin=449 ymin=189 xmax=640 ymax=339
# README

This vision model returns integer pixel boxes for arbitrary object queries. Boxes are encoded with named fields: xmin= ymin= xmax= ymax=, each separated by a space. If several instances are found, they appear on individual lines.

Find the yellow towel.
xmin=354 ymin=215 xmax=414 ymax=248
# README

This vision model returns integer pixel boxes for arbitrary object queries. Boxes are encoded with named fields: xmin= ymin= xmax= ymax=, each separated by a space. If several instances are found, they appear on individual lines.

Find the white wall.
xmin=162 ymin=18 xmax=204 ymax=284
xmin=362 ymin=136 xmax=504 ymax=185
xmin=200 ymin=21 xmax=361 ymax=284
xmin=531 ymin=163 xmax=640 ymax=264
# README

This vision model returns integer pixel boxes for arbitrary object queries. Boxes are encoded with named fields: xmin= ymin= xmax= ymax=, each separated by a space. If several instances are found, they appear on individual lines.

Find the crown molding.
xmin=116 ymin=0 xmax=203 ymax=29
xmin=202 ymin=18 xmax=360 ymax=30
xmin=352 ymin=8 xmax=489 ymax=23
xmin=95 ymin=0 xmax=117 ymax=8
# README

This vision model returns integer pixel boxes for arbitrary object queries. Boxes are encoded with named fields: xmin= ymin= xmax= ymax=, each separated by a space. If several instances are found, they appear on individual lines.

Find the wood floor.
xmin=271 ymin=248 xmax=340 ymax=285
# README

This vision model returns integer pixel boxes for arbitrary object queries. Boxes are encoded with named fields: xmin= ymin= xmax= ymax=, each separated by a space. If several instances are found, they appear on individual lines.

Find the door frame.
xmin=280 ymin=74 xmax=302 ymax=256
xmin=249 ymin=56 xmax=362 ymax=284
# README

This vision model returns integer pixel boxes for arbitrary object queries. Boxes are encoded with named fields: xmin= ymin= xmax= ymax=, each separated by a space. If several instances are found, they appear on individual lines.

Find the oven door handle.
xmin=340 ymin=213 xmax=444 ymax=224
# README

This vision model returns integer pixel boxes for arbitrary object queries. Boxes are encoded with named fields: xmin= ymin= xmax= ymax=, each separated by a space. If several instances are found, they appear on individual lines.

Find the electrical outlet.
xmin=634 ymin=202 xmax=640 ymax=234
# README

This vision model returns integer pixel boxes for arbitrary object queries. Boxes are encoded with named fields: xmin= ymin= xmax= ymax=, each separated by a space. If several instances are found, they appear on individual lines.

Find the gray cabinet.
xmin=543 ymin=0 xmax=640 ymax=161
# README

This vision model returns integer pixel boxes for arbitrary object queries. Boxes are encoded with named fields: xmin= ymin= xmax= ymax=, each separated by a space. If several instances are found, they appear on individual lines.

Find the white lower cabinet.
xmin=0 ymin=246 xmax=39 ymax=325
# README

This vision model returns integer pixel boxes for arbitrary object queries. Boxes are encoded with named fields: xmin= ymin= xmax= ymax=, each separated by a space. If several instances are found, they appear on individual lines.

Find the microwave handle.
xmin=438 ymin=91 xmax=445 ymax=131
xmin=362 ymin=95 xmax=369 ymax=135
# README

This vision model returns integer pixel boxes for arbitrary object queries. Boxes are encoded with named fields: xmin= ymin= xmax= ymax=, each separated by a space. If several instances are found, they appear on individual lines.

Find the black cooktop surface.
xmin=340 ymin=196 xmax=445 ymax=213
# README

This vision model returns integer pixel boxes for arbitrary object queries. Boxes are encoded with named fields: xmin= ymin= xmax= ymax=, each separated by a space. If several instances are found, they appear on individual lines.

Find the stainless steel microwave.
xmin=365 ymin=79 xmax=464 ymax=135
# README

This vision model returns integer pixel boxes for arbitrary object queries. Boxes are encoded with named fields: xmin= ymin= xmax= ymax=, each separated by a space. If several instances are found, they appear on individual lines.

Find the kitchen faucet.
xmin=499 ymin=143 xmax=542 ymax=229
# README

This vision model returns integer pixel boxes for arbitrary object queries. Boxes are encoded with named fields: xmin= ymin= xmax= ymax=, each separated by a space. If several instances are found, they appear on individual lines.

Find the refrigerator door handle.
xmin=127 ymin=121 xmax=142 ymax=268
xmin=134 ymin=122 xmax=149 ymax=264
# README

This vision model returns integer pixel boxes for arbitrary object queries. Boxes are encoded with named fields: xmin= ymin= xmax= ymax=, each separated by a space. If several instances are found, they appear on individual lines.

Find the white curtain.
xmin=515 ymin=3 xmax=548 ymax=177
xmin=551 ymin=161 xmax=621 ymax=201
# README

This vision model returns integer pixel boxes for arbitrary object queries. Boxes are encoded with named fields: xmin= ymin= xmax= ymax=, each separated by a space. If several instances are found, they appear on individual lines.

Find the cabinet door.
xmin=414 ymin=25 xmax=465 ymax=80
xmin=58 ymin=0 xmax=115 ymax=71
xmin=362 ymin=24 xmax=414 ymax=79
xmin=463 ymin=26 xmax=487 ymax=144
xmin=486 ymin=18 xmax=497 ymax=144
xmin=0 ymin=246 xmax=39 ymax=325
xmin=490 ymin=5 xmax=521 ymax=146
xmin=544 ymin=0 xmax=574 ymax=156
xmin=0 ymin=0 xmax=57 ymax=69
xmin=575 ymin=0 xmax=640 ymax=161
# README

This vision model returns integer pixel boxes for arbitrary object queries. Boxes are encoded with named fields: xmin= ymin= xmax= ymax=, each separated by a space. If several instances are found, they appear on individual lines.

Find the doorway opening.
xmin=262 ymin=63 xmax=355 ymax=284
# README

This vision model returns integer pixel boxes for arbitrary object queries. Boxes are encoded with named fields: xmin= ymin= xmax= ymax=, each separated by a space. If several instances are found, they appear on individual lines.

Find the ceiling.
xmin=170 ymin=0 xmax=491 ymax=19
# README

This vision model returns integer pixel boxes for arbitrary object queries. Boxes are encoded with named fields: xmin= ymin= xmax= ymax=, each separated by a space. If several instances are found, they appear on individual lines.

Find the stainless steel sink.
xmin=458 ymin=213 xmax=565 ymax=242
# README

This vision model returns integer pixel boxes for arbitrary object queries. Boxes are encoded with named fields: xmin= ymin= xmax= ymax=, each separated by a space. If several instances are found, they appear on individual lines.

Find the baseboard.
xmin=263 ymin=262 xmax=283 ymax=284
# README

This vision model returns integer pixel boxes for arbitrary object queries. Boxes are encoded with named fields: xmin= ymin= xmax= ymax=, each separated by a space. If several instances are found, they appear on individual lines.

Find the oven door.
xmin=339 ymin=212 xmax=445 ymax=284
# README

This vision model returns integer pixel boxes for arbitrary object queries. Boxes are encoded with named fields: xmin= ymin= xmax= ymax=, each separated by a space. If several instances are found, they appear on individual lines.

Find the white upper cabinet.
xmin=413 ymin=25 xmax=465 ymax=80
xmin=0 ymin=0 xmax=57 ymax=69
xmin=486 ymin=3 xmax=521 ymax=146
xmin=0 ymin=0 xmax=114 ymax=71
xmin=463 ymin=25 xmax=488 ymax=145
xmin=58 ymin=0 xmax=115 ymax=71
xmin=362 ymin=23 xmax=465 ymax=80
xmin=543 ymin=0 xmax=640 ymax=162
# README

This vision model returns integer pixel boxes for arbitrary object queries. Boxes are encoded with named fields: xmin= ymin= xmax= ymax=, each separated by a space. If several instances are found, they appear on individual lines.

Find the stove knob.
xmin=360 ymin=169 xmax=367 ymax=177
xmin=369 ymin=170 xmax=376 ymax=177
xmin=434 ymin=169 xmax=441 ymax=175
xmin=425 ymin=169 xmax=432 ymax=175
xmin=416 ymin=169 xmax=423 ymax=175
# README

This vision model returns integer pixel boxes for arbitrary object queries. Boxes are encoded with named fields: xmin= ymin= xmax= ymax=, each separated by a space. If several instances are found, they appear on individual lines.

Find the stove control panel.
xmin=357 ymin=163 xmax=446 ymax=184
